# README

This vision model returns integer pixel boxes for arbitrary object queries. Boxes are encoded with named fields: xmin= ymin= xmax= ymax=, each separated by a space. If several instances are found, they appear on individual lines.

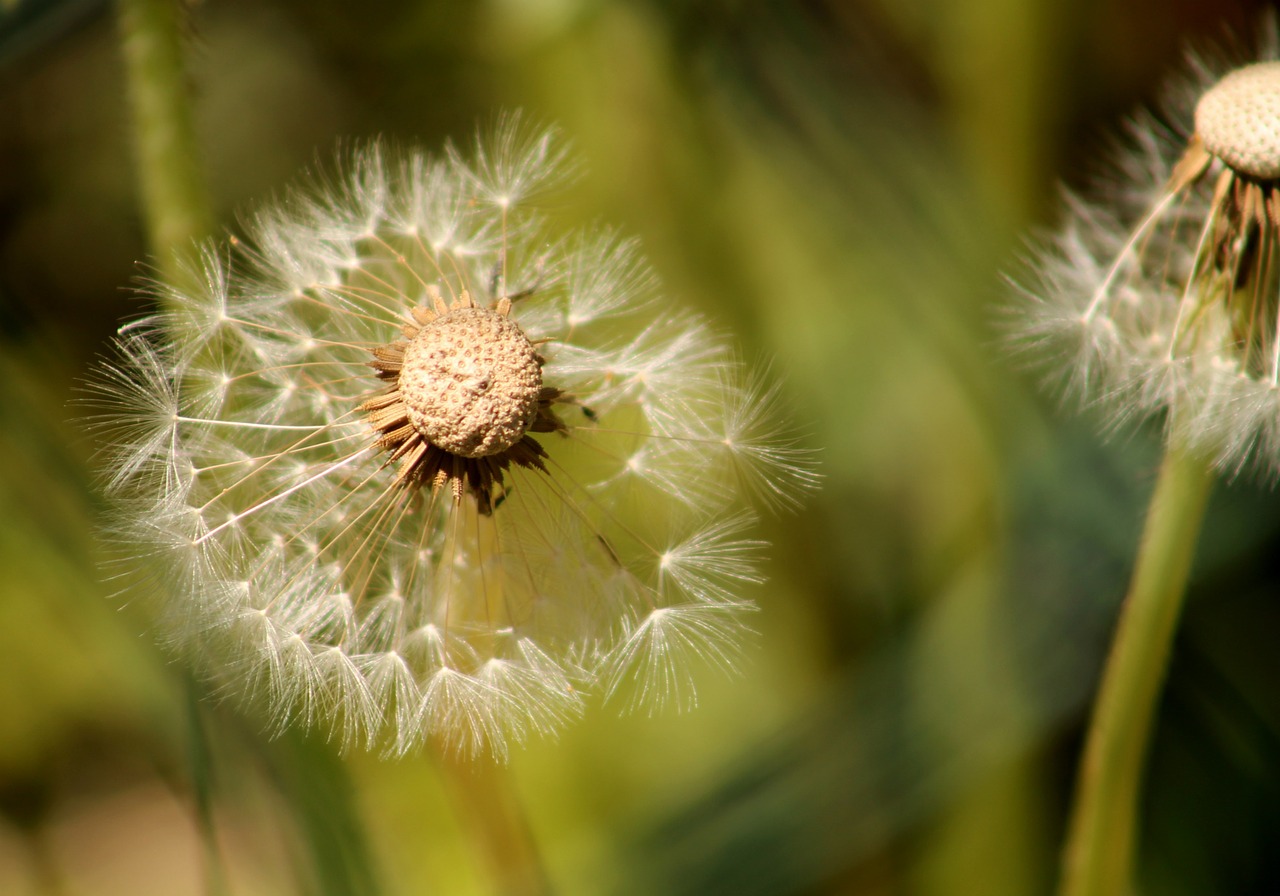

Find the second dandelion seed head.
xmin=1010 ymin=26 xmax=1280 ymax=477
xmin=1195 ymin=60 xmax=1280 ymax=179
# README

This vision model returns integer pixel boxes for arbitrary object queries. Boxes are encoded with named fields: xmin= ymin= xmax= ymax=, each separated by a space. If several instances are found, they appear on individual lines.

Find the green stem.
xmin=117 ymin=0 xmax=214 ymax=282
xmin=1058 ymin=441 xmax=1215 ymax=896
xmin=182 ymin=675 xmax=229 ymax=896
xmin=435 ymin=746 xmax=552 ymax=896
xmin=117 ymin=1 xmax=219 ymax=891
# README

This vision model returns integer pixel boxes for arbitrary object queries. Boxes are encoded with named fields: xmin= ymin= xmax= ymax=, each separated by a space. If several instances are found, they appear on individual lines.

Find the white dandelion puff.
xmin=603 ymin=602 xmax=756 ymax=714
xmin=85 ymin=333 xmax=185 ymax=493
xmin=450 ymin=111 xmax=576 ymax=211
xmin=655 ymin=513 xmax=766 ymax=604
xmin=92 ymin=119 xmax=815 ymax=757
xmin=1009 ymin=23 xmax=1280 ymax=477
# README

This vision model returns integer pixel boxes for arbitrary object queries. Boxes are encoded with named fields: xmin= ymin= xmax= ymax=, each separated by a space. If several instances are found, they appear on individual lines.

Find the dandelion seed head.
xmin=91 ymin=118 xmax=816 ymax=758
xmin=1009 ymin=22 xmax=1280 ymax=477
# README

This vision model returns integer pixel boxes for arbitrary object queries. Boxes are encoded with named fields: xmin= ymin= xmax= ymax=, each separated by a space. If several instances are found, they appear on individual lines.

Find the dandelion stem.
xmin=182 ymin=674 xmax=230 ymax=896
xmin=118 ymin=0 xmax=214 ymax=285
xmin=117 ymin=4 xmax=221 ymax=892
xmin=435 ymin=748 xmax=553 ymax=896
xmin=1059 ymin=440 xmax=1214 ymax=896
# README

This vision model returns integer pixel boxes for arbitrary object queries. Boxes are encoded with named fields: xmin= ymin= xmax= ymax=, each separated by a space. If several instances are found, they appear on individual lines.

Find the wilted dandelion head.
xmin=88 ymin=117 xmax=816 ymax=758
xmin=1009 ymin=23 xmax=1280 ymax=476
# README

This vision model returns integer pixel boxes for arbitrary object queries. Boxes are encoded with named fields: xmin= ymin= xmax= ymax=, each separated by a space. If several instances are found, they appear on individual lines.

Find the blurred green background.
xmin=2 ymin=0 xmax=1280 ymax=893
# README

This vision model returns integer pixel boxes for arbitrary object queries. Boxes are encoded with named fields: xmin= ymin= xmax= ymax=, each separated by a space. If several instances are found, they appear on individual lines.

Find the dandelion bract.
xmin=91 ymin=119 xmax=815 ymax=757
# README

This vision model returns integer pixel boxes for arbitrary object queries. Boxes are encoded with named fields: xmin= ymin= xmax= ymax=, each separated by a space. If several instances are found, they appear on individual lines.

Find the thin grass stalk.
xmin=117 ymin=0 xmax=221 ymax=890
xmin=436 ymin=746 xmax=552 ymax=896
xmin=117 ymin=0 xmax=213 ymax=289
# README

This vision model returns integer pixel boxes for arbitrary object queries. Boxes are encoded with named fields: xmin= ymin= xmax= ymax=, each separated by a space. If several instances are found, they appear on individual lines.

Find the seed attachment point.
xmin=400 ymin=307 xmax=542 ymax=458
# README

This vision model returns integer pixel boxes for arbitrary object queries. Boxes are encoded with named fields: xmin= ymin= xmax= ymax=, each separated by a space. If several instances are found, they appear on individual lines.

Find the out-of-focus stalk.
xmin=436 ymin=747 xmax=552 ymax=896
xmin=118 ymin=0 xmax=213 ymax=286
xmin=117 ymin=2 xmax=220 ymax=892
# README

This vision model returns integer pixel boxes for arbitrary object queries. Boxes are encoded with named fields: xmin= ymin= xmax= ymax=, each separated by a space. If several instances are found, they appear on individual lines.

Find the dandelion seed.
xmin=1009 ymin=25 xmax=1280 ymax=476
xmin=90 ymin=117 xmax=815 ymax=756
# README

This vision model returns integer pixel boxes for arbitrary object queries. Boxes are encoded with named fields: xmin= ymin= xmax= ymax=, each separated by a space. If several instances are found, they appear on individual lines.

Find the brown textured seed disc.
xmin=399 ymin=307 xmax=542 ymax=458
xmin=1195 ymin=61 xmax=1280 ymax=180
